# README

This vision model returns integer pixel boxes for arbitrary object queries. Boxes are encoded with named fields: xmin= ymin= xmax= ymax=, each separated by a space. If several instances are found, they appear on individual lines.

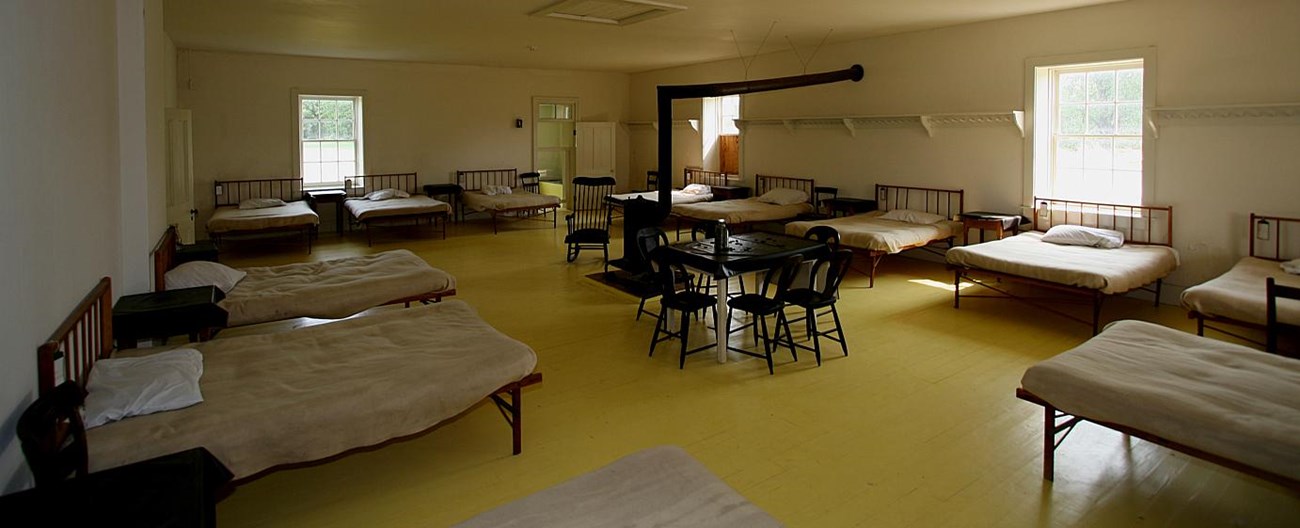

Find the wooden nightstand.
xmin=306 ymin=189 xmax=348 ymax=234
xmin=960 ymin=211 xmax=1022 ymax=244
xmin=823 ymin=197 xmax=878 ymax=217
xmin=113 ymin=286 xmax=228 ymax=348
xmin=710 ymin=185 xmax=751 ymax=201
xmin=423 ymin=183 xmax=464 ymax=222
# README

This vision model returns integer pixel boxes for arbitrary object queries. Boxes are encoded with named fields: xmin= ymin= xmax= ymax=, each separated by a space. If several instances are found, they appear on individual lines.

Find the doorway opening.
xmin=533 ymin=97 xmax=577 ymax=201
xmin=702 ymin=95 xmax=740 ymax=176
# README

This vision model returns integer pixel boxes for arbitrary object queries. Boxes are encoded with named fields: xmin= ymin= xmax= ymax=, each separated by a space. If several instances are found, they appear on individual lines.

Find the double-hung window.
xmin=298 ymin=94 xmax=363 ymax=188
xmin=1029 ymin=51 xmax=1153 ymax=205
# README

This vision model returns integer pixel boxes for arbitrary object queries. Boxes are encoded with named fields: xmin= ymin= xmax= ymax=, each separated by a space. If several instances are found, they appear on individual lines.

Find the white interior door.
xmin=165 ymin=108 xmax=196 ymax=244
xmin=576 ymin=121 xmax=615 ymax=177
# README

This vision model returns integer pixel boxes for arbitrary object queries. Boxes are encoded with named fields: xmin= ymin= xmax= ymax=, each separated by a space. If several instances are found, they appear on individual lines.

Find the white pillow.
xmin=237 ymin=198 xmax=286 ymax=210
xmin=364 ymin=188 xmax=410 ymax=201
xmin=1041 ymin=224 xmax=1126 ymax=249
xmin=879 ymin=209 xmax=946 ymax=225
xmin=681 ymin=183 xmax=711 ymax=195
xmin=1280 ymin=259 xmax=1300 ymax=275
xmin=756 ymin=188 xmax=809 ymax=206
xmin=483 ymin=185 xmax=514 ymax=196
xmin=83 ymin=348 xmax=204 ymax=429
xmin=164 ymin=261 xmax=246 ymax=293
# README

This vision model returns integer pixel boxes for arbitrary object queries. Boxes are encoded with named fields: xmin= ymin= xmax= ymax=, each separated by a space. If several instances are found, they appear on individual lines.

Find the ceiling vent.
xmin=531 ymin=0 xmax=687 ymax=26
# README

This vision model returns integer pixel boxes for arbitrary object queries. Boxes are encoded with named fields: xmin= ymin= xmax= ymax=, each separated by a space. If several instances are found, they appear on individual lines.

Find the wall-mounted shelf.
xmin=1144 ymin=102 xmax=1300 ymax=139
xmin=734 ymin=111 xmax=1024 ymax=138
xmin=624 ymin=119 xmax=700 ymax=132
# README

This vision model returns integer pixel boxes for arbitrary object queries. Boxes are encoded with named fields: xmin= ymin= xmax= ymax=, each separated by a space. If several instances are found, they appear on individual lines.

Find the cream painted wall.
xmin=179 ymin=51 xmax=630 ymax=229
xmin=629 ymin=0 xmax=1300 ymax=289
xmin=0 ymin=0 xmax=127 ymax=492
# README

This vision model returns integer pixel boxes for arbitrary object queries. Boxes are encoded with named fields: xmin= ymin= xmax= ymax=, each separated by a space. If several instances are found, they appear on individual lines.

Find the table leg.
xmin=715 ymin=275 xmax=729 ymax=363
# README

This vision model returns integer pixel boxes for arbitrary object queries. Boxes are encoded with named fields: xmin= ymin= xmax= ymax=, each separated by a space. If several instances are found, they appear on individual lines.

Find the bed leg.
xmin=1043 ymin=405 xmax=1055 ymax=482
xmin=953 ymin=270 xmax=961 ymax=309
xmin=1091 ymin=294 xmax=1103 ymax=335
xmin=1197 ymin=315 xmax=1205 ymax=336
xmin=1154 ymin=278 xmax=1163 ymax=307
xmin=510 ymin=383 xmax=522 ymax=455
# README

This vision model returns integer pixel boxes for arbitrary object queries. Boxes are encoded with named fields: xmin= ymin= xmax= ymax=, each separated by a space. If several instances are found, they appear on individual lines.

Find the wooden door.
xmin=719 ymin=134 xmax=739 ymax=175
xmin=165 ymin=109 xmax=196 ymax=243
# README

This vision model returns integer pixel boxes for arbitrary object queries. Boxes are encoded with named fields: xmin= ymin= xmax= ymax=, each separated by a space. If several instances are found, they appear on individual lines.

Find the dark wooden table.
xmin=710 ymin=185 xmax=751 ymax=201
xmin=423 ymin=183 xmax=464 ymax=222
xmin=960 ymin=211 xmax=1022 ymax=244
xmin=113 ymin=286 xmax=228 ymax=348
xmin=665 ymin=232 xmax=829 ymax=363
xmin=823 ymin=197 xmax=878 ymax=217
xmin=0 ymin=447 xmax=232 ymax=528
xmin=306 ymin=189 xmax=348 ymax=234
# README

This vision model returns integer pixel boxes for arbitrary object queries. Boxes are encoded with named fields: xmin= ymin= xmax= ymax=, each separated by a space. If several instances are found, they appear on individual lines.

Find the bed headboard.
xmin=151 ymin=225 xmax=180 ymax=292
xmin=1032 ymin=197 xmax=1173 ymax=246
xmin=456 ymin=168 xmax=518 ymax=192
xmin=684 ymin=168 xmax=733 ymax=188
xmin=1250 ymin=213 xmax=1300 ymax=261
xmin=755 ymin=174 xmax=815 ymax=202
xmin=213 ymin=178 xmax=305 ymax=207
xmin=875 ymin=184 xmax=965 ymax=219
xmin=38 ymin=277 xmax=113 ymax=395
xmin=344 ymin=172 xmax=419 ymax=198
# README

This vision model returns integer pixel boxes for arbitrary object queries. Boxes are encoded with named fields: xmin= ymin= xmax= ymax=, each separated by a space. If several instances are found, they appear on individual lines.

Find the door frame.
xmin=531 ymin=96 xmax=578 ymax=191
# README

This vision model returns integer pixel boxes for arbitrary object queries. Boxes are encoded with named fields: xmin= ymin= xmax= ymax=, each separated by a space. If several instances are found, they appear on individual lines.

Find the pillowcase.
xmin=1041 ymin=224 xmax=1126 ymax=249
xmin=1281 ymin=259 xmax=1300 ymax=275
xmin=879 ymin=209 xmax=946 ymax=225
xmin=83 ymin=348 xmax=205 ymax=429
xmin=756 ymin=188 xmax=809 ymax=206
xmin=164 ymin=260 xmax=247 ymax=293
xmin=681 ymin=183 xmax=711 ymax=195
xmin=363 ymin=188 xmax=410 ymax=201
xmin=237 ymin=198 xmax=286 ymax=210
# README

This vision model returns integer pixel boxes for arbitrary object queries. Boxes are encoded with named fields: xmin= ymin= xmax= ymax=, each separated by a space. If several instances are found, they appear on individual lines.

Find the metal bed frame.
xmin=342 ymin=172 xmax=448 ymax=245
xmin=1189 ymin=213 xmax=1300 ymax=345
xmin=455 ymin=168 xmax=558 ymax=234
xmin=210 ymin=178 xmax=316 ymax=253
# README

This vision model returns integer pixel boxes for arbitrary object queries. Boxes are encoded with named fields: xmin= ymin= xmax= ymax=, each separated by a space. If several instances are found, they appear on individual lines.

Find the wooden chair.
xmin=16 ymin=381 xmax=89 ymax=487
xmin=1266 ymin=277 xmax=1300 ymax=356
xmin=647 ymin=247 xmax=719 ymax=369
xmin=564 ymin=176 xmax=616 ymax=272
xmin=782 ymin=249 xmax=854 ymax=365
xmin=725 ymin=254 xmax=805 ymax=375
xmin=632 ymin=227 xmax=670 ymax=321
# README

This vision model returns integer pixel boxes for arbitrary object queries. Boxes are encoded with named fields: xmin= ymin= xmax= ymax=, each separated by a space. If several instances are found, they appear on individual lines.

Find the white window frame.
xmin=1024 ymin=48 xmax=1156 ymax=207
xmin=293 ymin=90 xmax=365 ymax=190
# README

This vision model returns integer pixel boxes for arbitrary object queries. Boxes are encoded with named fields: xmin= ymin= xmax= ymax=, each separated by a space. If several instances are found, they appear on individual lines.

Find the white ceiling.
xmin=164 ymin=0 xmax=1123 ymax=73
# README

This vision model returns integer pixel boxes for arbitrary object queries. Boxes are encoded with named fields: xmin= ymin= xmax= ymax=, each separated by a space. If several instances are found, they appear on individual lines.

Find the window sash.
xmin=1044 ymin=60 xmax=1143 ymax=205
xmin=298 ymin=95 xmax=363 ymax=188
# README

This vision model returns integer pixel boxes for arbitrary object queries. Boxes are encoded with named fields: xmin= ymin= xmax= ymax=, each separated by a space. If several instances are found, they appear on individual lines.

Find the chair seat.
xmin=664 ymin=290 xmax=714 ymax=312
xmin=784 ymin=289 xmax=835 ymax=309
xmin=727 ymin=293 xmax=783 ymax=316
xmin=565 ymin=229 xmax=610 ymax=244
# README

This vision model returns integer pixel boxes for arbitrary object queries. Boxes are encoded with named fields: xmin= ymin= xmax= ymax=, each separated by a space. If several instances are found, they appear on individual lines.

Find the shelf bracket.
xmin=1012 ymin=110 xmax=1025 ymax=138
xmin=842 ymin=118 xmax=856 ymax=138
xmin=781 ymin=119 xmax=796 ymax=134
xmin=919 ymin=115 xmax=935 ymax=137
xmin=1144 ymin=109 xmax=1159 ymax=139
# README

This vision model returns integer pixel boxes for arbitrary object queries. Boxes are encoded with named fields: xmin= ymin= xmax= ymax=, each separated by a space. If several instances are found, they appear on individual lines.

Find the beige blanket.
xmin=462 ymin=189 xmax=560 ymax=212
xmin=785 ymin=211 xmax=962 ymax=254
xmin=221 ymin=249 xmax=455 ymax=326
xmin=88 ymin=300 xmax=538 ymax=480
xmin=1180 ymin=256 xmax=1300 ymax=325
xmin=673 ymin=198 xmax=812 ymax=224
xmin=946 ymin=232 xmax=1179 ymax=294
xmin=344 ymin=195 xmax=451 ymax=222
xmin=206 ymin=201 xmax=319 ymax=234
xmin=453 ymin=446 xmax=781 ymax=528
xmin=1021 ymin=320 xmax=1300 ymax=482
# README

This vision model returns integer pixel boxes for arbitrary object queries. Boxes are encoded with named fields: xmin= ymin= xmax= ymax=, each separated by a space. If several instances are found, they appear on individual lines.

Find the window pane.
xmin=1056 ymin=138 xmax=1084 ymax=169
xmin=539 ymin=104 xmax=555 ymax=119
xmin=322 ymin=141 xmax=339 ymax=162
xmin=1059 ymin=104 xmax=1085 ymax=134
xmin=1087 ymin=104 xmax=1116 ymax=135
xmin=303 ymin=120 xmax=319 ymax=140
xmin=557 ymin=104 xmax=572 ymax=119
xmin=1083 ymin=169 xmax=1112 ymax=200
xmin=303 ymin=142 xmax=320 ymax=162
xmin=338 ymin=101 xmax=354 ymax=120
xmin=339 ymin=119 xmax=355 ymax=140
xmin=1113 ymin=170 xmax=1142 ymax=204
xmin=1059 ymin=72 xmax=1086 ymax=103
xmin=1117 ymin=103 xmax=1142 ymax=135
xmin=1117 ymin=69 xmax=1143 ymax=102
xmin=321 ymin=163 xmax=339 ymax=183
xmin=304 ymin=162 xmax=321 ymax=185
xmin=340 ymin=141 xmax=355 ymax=162
xmin=1114 ymin=138 xmax=1142 ymax=171
xmin=1084 ymin=138 xmax=1114 ymax=170
xmin=1056 ymin=168 xmax=1083 ymax=198
xmin=1087 ymin=71 xmax=1115 ymax=102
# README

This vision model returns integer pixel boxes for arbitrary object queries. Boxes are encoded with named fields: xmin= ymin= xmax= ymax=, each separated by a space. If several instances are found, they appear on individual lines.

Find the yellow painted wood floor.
xmin=212 ymin=220 xmax=1300 ymax=527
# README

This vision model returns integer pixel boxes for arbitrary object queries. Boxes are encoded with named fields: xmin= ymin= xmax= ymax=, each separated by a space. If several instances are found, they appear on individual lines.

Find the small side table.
xmin=0 ymin=447 xmax=232 ymax=527
xmin=824 ymin=197 xmax=878 ymax=217
xmin=175 ymin=241 xmax=219 ymax=264
xmin=711 ymin=185 xmax=751 ymax=201
xmin=113 ymin=286 xmax=228 ymax=349
xmin=960 ymin=211 xmax=1022 ymax=244
xmin=423 ymin=183 xmax=464 ymax=222
xmin=306 ymin=189 xmax=348 ymax=234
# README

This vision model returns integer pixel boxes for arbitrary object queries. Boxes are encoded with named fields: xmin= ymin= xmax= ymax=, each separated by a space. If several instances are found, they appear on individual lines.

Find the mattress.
xmin=453 ymin=446 xmax=781 ymax=528
xmin=220 ymin=249 xmax=456 ymax=326
xmin=1181 ymin=256 xmax=1300 ymax=326
xmin=946 ymin=231 xmax=1180 ymax=294
xmin=206 ymin=201 xmax=319 ymax=234
xmin=672 ymin=198 xmax=813 ymax=224
xmin=88 ymin=300 xmax=537 ymax=480
xmin=344 ymin=195 xmax=450 ymax=222
xmin=1021 ymin=320 xmax=1300 ymax=482
xmin=785 ymin=211 xmax=962 ymax=254
xmin=462 ymin=189 xmax=561 ymax=212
